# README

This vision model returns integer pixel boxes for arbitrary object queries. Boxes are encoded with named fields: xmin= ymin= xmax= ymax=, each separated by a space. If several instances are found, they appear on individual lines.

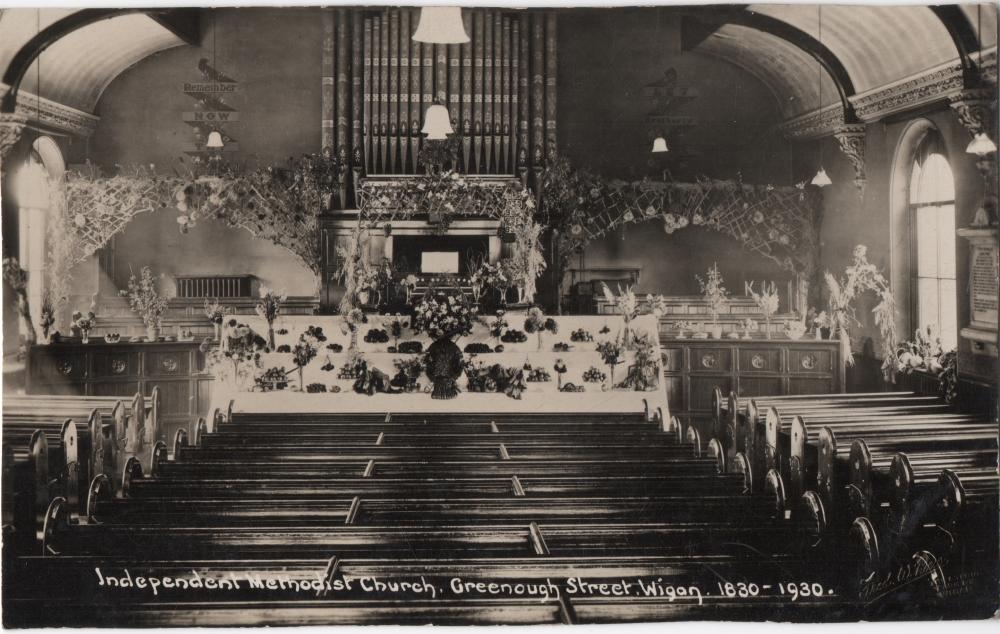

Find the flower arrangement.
xmin=342 ymin=307 xmax=368 ymax=349
xmin=205 ymin=321 xmax=267 ymax=390
xmin=747 ymin=281 xmax=780 ymax=338
xmin=386 ymin=314 xmax=409 ymax=347
xmin=616 ymin=333 xmax=660 ymax=391
xmin=39 ymin=290 xmax=56 ymax=342
xmin=508 ymin=217 xmax=547 ymax=303
xmin=204 ymin=299 xmax=229 ymax=325
xmin=337 ymin=351 xmax=368 ymax=379
xmin=646 ymin=294 xmax=669 ymax=319
xmin=784 ymin=320 xmax=806 ymax=340
xmin=824 ymin=245 xmax=897 ymax=376
xmin=72 ymin=310 xmax=97 ymax=342
xmin=583 ymin=366 xmax=607 ymax=383
xmin=553 ymin=359 xmax=568 ymax=389
xmin=255 ymin=286 xmax=286 ymax=347
xmin=602 ymin=283 xmax=641 ymax=348
xmin=402 ymin=274 xmax=419 ymax=302
xmin=523 ymin=307 xmax=558 ymax=351
xmin=124 ymin=266 xmax=168 ymax=334
xmin=470 ymin=261 xmax=508 ymax=306
xmin=392 ymin=357 xmax=424 ymax=392
xmin=596 ymin=337 xmax=626 ymax=386
xmin=696 ymin=263 xmax=729 ymax=334
xmin=739 ymin=318 xmax=758 ymax=339
xmin=412 ymin=292 xmax=477 ymax=341
xmin=570 ymin=328 xmax=593 ymax=342
xmin=674 ymin=320 xmax=695 ymax=339
xmin=488 ymin=310 xmax=508 ymax=343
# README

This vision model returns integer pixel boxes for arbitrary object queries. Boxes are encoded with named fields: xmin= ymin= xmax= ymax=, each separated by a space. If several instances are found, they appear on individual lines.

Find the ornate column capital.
xmin=833 ymin=123 xmax=866 ymax=192
xmin=948 ymin=88 xmax=997 ymax=138
xmin=0 ymin=112 xmax=29 ymax=178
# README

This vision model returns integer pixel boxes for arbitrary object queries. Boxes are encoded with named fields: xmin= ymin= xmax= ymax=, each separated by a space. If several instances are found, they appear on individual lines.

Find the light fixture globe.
xmin=966 ymin=132 xmax=997 ymax=156
xmin=651 ymin=136 xmax=669 ymax=153
xmin=811 ymin=167 xmax=832 ymax=187
xmin=413 ymin=7 xmax=470 ymax=44
xmin=421 ymin=104 xmax=454 ymax=140
xmin=206 ymin=130 xmax=225 ymax=149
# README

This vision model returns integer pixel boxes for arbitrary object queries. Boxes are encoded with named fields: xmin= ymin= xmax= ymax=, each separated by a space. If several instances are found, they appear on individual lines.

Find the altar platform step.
xmin=178 ymin=445 xmax=697 ymax=461
xmin=229 ymin=411 xmax=650 ymax=426
xmin=199 ymin=430 xmax=680 ymax=447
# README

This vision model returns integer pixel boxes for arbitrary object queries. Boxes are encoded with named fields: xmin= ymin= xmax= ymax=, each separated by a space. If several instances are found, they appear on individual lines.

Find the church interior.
xmin=0 ymin=3 xmax=998 ymax=626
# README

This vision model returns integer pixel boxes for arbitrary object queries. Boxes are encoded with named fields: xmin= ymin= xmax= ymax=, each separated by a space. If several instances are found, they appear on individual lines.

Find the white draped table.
xmin=209 ymin=313 xmax=669 ymax=419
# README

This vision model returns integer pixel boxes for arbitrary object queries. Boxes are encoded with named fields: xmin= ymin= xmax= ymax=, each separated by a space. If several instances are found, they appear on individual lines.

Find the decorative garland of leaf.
xmin=47 ymin=157 xmax=333 ymax=280
xmin=541 ymin=155 xmax=821 ymax=278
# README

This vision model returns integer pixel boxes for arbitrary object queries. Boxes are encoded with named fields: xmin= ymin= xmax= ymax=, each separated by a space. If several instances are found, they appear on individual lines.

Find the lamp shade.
xmin=966 ymin=132 xmax=997 ymax=156
xmin=421 ymin=104 xmax=454 ymax=140
xmin=651 ymin=136 xmax=669 ymax=153
xmin=205 ymin=130 xmax=225 ymax=149
xmin=811 ymin=167 xmax=832 ymax=187
xmin=413 ymin=7 xmax=469 ymax=44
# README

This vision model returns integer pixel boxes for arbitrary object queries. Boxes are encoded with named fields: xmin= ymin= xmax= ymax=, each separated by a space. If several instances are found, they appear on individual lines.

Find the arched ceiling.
xmin=749 ymin=4 xmax=966 ymax=94
xmin=0 ymin=10 xmax=186 ymax=114
xmin=695 ymin=23 xmax=839 ymax=119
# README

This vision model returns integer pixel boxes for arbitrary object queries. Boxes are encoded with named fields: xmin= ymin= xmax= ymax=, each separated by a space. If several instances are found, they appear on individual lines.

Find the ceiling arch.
xmin=692 ymin=23 xmax=839 ymax=120
xmin=748 ymin=4 xmax=963 ymax=94
xmin=0 ymin=9 xmax=187 ymax=114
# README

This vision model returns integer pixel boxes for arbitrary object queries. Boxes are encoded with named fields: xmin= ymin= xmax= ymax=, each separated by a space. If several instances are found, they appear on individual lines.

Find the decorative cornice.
xmin=948 ymin=87 xmax=997 ymax=138
xmin=1 ymin=84 xmax=100 ymax=137
xmin=777 ymin=49 xmax=998 ymax=141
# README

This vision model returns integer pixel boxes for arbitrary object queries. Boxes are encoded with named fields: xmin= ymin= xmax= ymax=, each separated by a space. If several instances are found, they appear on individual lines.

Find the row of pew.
xmin=1 ymin=390 xmax=162 ymax=553
xmin=5 ymin=401 xmax=864 ymax=626
xmin=708 ymin=388 xmax=998 ymax=615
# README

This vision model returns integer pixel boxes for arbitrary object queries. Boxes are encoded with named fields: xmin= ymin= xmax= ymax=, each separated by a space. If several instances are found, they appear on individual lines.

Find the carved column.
xmin=950 ymin=88 xmax=998 ymax=225
xmin=321 ymin=10 xmax=335 ymax=153
xmin=833 ymin=123 xmax=866 ymax=193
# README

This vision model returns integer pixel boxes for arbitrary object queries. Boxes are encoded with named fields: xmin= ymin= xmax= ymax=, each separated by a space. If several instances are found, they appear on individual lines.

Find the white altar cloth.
xmin=209 ymin=313 xmax=668 ymax=419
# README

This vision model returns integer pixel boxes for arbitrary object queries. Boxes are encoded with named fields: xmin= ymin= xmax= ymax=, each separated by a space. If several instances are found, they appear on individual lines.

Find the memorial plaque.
xmin=970 ymin=241 xmax=998 ymax=327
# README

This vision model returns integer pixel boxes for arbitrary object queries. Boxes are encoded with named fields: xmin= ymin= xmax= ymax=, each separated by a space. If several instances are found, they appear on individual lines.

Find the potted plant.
xmin=697 ymin=263 xmax=729 ymax=339
xmin=39 ymin=291 xmax=56 ymax=345
xmin=748 ymin=281 xmax=779 ymax=339
xmin=204 ymin=298 xmax=230 ymax=341
xmin=524 ymin=307 xmax=558 ymax=351
xmin=125 ymin=266 xmax=168 ymax=341
xmin=596 ymin=337 xmax=625 ymax=389
xmin=255 ymin=286 xmax=286 ymax=350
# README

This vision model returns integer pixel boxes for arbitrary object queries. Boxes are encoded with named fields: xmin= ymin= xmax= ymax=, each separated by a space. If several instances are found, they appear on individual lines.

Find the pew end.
xmin=87 ymin=474 xmax=113 ymax=522
xmin=816 ymin=427 xmax=839 ymax=511
xmin=711 ymin=387 xmax=723 ymax=440
xmin=706 ymin=438 xmax=725 ymax=474
xmin=58 ymin=419 xmax=80 ymax=512
xmin=847 ymin=440 xmax=873 ymax=521
xmin=194 ymin=417 xmax=208 ymax=446
xmin=41 ymin=496 xmax=70 ymax=556
xmin=150 ymin=441 xmax=168 ymax=476
xmin=173 ymin=428 xmax=190 ymax=458
xmin=684 ymin=425 xmax=701 ymax=457
xmin=732 ymin=452 xmax=752 ymax=493
xmin=227 ymin=399 xmax=235 ymax=423
xmin=848 ymin=516 xmax=880 ymax=582
xmin=764 ymin=469 xmax=787 ymax=520
xmin=121 ymin=457 xmax=143 ymax=498
xmin=889 ymin=453 xmax=914 ymax=517
xmin=797 ymin=490 xmax=827 ymax=548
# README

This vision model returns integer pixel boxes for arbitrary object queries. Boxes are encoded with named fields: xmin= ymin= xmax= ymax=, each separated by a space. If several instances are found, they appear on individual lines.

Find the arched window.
xmin=908 ymin=134 xmax=957 ymax=350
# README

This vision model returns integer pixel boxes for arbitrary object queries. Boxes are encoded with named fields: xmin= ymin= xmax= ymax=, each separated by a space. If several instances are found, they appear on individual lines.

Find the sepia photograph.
xmin=0 ymin=1 xmax=997 ymax=627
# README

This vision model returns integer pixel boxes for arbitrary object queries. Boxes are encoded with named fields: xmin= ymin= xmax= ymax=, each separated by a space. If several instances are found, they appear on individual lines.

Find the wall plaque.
xmin=957 ymin=227 xmax=998 ymax=357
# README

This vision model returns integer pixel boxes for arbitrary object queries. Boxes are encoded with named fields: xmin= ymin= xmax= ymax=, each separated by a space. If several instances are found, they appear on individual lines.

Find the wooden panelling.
xmin=661 ymin=339 xmax=843 ymax=419
xmin=26 ymin=342 xmax=213 ymax=445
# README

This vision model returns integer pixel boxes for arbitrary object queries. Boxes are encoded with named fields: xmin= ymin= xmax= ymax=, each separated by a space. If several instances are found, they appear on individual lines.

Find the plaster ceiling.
xmin=0 ymin=9 xmax=186 ymax=114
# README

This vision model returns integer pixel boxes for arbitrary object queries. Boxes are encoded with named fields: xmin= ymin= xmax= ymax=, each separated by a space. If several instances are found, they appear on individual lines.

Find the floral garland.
xmin=541 ymin=155 xmax=820 ymax=279
xmin=47 ymin=156 xmax=330 ymax=288
xmin=412 ymin=292 xmax=478 ymax=340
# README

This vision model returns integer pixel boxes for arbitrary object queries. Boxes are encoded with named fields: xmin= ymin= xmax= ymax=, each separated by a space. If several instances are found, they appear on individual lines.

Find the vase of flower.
xmin=146 ymin=324 xmax=160 ymax=342
xmin=214 ymin=322 xmax=222 ymax=341
xmin=710 ymin=322 xmax=723 ymax=339
xmin=81 ymin=331 xmax=90 ymax=344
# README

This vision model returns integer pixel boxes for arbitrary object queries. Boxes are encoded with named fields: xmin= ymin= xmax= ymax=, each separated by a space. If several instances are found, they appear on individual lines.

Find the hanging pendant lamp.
xmin=810 ymin=167 xmax=832 ymax=187
xmin=811 ymin=5 xmax=831 ymax=187
xmin=421 ymin=103 xmax=454 ymax=140
xmin=967 ymin=131 xmax=998 ymax=156
xmin=206 ymin=130 xmax=225 ymax=149
xmin=413 ymin=7 xmax=470 ymax=44
xmin=651 ymin=136 xmax=669 ymax=153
